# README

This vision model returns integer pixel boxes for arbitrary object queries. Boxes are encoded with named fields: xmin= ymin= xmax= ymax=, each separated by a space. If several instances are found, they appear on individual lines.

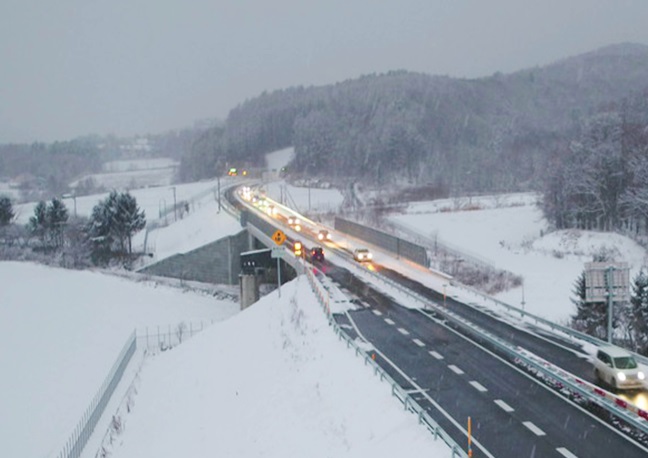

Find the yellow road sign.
xmin=272 ymin=230 xmax=286 ymax=246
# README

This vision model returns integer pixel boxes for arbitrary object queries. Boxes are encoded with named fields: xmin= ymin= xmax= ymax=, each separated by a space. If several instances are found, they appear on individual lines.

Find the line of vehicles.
xmin=240 ymin=185 xmax=648 ymax=395
xmin=241 ymin=186 xmax=374 ymax=266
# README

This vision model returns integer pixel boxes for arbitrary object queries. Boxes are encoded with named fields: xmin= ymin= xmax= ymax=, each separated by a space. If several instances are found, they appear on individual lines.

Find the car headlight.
xmin=617 ymin=372 xmax=627 ymax=382
xmin=638 ymin=371 xmax=645 ymax=380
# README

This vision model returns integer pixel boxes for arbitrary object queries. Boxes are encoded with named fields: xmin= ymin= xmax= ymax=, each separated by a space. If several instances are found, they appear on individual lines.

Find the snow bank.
xmin=111 ymin=277 xmax=449 ymax=458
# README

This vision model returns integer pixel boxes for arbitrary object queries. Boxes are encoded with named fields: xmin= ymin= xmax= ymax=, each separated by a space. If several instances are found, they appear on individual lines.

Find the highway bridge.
xmin=226 ymin=184 xmax=648 ymax=457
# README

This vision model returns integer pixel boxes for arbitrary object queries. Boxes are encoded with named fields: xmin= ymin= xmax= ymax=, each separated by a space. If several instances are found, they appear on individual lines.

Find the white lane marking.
xmin=413 ymin=338 xmax=425 ymax=347
xmin=372 ymin=309 xmax=383 ymax=316
xmin=469 ymin=381 xmax=488 ymax=392
xmin=384 ymin=318 xmax=395 ymax=325
xmin=429 ymin=351 xmax=444 ymax=360
xmin=448 ymin=365 xmax=464 ymax=375
xmin=397 ymin=327 xmax=410 ymax=336
xmin=494 ymin=399 xmax=514 ymax=413
xmin=345 ymin=312 xmax=496 ymax=458
xmin=556 ymin=448 xmax=578 ymax=458
xmin=523 ymin=421 xmax=546 ymax=436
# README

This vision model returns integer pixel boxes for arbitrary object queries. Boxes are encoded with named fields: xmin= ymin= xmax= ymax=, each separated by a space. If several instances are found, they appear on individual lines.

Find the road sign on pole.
xmin=584 ymin=262 xmax=630 ymax=344
xmin=271 ymin=246 xmax=285 ymax=258
xmin=272 ymin=230 xmax=286 ymax=245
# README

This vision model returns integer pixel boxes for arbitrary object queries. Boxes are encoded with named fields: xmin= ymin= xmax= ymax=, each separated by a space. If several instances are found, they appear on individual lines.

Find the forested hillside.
xmin=180 ymin=43 xmax=648 ymax=195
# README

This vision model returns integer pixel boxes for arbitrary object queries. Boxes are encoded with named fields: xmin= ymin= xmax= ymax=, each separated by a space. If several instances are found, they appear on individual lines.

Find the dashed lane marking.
xmin=494 ymin=399 xmax=514 ymax=413
xmin=372 ymin=309 xmax=383 ymax=316
xmin=384 ymin=318 xmax=395 ymax=325
xmin=429 ymin=351 xmax=444 ymax=360
xmin=469 ymin=381 xmax=488 ymax=392
xmin=448 ymin=365 xmax=464 ymax=375
xmin=556 ymin=448 xmax=578 ymax=458
xmin=397 ymin=328 xmax=410 ymax=336
xmin=413 ymin=338 xmax=425 ymax=347
xmin=523 ymin=421 xmax=546 ymax=436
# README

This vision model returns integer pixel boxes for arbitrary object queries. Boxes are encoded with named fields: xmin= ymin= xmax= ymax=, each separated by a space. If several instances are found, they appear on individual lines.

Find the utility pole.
xmin=606 ymin=266 xmax=614 ymax=344
xmin=171 ymin=186 xmax=177 ymax=221
xmin=217 ymin=176 xmax=221 ymax=212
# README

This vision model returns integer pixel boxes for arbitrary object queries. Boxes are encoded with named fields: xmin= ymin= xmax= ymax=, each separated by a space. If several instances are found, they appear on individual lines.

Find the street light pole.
xmin=443 ymin=284 xmax=447 ymax=307
xmin=171 ymin=186 xmax=177 ymax=222
xmin=606 ymin=267 xmax=614 ymax=344
xmin=217 ymin=176 xmax=221 ymax=212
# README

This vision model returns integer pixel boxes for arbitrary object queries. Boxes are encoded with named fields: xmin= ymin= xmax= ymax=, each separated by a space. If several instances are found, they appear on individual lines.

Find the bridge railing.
xmin=236 ymin=185 xmax=648 ymax=438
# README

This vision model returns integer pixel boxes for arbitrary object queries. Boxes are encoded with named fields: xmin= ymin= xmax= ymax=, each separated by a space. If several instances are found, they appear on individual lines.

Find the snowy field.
xmin=263 ymin=147 xmax=345 ymax=215
xmin=12 ymin=178 xmax=228 ymax=225
xmin=70 ymin=158 xmax=179 ymax=189
xmin=0 ymin=262 xmax=239 ymax=458
xmin=69 ymin=167 xmax=177 ymax=190
xmin=0 ymin=181 xmax=21 ymax=200
xmin=391 ymin=193 xmax=648 ymax=323
xmin=5 ymin=147 xmax=648 ymax=457
xmin=102 ymin=158 xmax=178 ymax=173
xmin=108 ymin=278 xmax=449 ymax=458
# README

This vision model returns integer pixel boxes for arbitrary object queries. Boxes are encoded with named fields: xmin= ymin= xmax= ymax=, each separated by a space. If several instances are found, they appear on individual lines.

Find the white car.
xmin=593 ymin=346 xmax=646 ymax=390
xmin=287 ymin=215 xmax=301 ymax=231
xmin=353 ymin=248 xmax=372 ymax=262
xmin=317 ymin=229 xmax=332 ymax=241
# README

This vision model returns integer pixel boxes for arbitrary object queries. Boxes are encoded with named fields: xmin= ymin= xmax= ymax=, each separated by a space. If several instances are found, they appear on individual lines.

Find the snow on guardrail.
xmin=350 ymin=263 xmax=648 ymax=438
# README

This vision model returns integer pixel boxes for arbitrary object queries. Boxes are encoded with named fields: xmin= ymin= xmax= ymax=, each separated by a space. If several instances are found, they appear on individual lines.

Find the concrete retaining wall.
xmin=139 ymin=230 xmax=250 ymax=285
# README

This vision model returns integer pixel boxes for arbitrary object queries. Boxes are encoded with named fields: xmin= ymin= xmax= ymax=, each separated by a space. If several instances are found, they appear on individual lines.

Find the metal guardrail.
xmin=243 ymin=217 xmax=467 ymax=454
xmin=448 ymin=279 xmax=648 ymax=366
xmin=304 ymin=267 xmax=467 ymax=457
xmin=350 ymin=263 xmax=648 ymax=435
xmin=235 ymin=184 xmax=648 ymax=432
xmin=55 ymin=331 xmax=137 ymax=458
xmin=92 ymin=321 xmax=215 ymax=457
xmin=347 ymin=217 xmax=648 ymax=367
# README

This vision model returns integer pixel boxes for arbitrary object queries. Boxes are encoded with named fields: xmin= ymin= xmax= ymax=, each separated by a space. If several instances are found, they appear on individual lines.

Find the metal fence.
xmin=348 ymin=259 xmax=648 ymax=436
xmin=334 ymin=217 xmax=429 ymax=267
xmin=53 ymin=319 xmax=216 ymax=458
xmin=137 ymin=320 xmax=215 ymax=352
xmin=304 ymin=268 xmax=467 ymax=457
xmin=55 ymin=331 xmax=137 ymax=458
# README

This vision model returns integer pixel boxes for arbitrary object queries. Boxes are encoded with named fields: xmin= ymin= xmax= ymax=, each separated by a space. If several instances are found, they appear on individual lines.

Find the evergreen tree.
xmin=114 ymin=192 xmax=146 ymax=254
xmin=86 ymin=191 xmax=146 ymax=264
xmin=28 ymin=201 xmax=49 ymax=245
xmin=571 ymin=271 xmax=607 ymax=339
xmin=0 ymin=196 xmax=14 ymax=226
xmin=28 ymin=199 xmax=69 ymax=249
xmin=47 ymin=198 xmax=69 ymax=248
xmin=86 ymin=198 xmax=114 ymax=265
xmin=630 ymin=269 xmax=648 ymax=355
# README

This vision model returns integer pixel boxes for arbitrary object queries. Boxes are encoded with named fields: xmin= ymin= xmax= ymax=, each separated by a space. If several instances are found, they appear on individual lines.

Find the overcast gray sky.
xmin=1 ymin=0 xmax=648 ymax=143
